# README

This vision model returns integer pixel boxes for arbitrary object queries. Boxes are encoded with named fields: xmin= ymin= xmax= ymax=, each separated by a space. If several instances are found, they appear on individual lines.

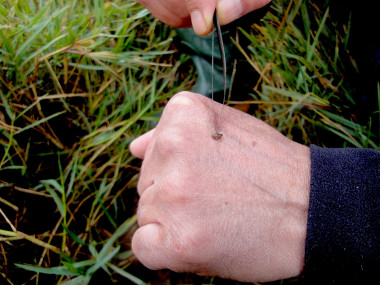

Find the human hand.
xmin=130 ymin=92 xmax=310 ymax=282
xmin=137 ymin=0 xmax=272 ymax=35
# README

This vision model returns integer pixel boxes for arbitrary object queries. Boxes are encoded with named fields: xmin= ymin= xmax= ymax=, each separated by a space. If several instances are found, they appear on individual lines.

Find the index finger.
xmin=137 ymin=0 xmax=191 ymax=28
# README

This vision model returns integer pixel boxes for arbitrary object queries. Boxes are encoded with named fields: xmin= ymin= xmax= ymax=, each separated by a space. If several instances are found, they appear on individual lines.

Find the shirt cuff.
xmin=304 ymin=145 xmax=380 ymax=283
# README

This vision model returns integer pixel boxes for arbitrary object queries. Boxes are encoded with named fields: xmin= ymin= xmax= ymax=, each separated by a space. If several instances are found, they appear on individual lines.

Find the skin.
xmin=137 ymin=0 xmax=272 ymax=35
xmin=130 ymin=92 xmax=311 ymax=282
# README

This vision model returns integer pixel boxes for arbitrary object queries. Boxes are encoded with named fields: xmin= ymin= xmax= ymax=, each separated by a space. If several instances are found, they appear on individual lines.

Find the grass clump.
xmin=232 ymin=0 xmax=379 ymax=149
xmin=0 ymin=0 xmax=192 ymax=284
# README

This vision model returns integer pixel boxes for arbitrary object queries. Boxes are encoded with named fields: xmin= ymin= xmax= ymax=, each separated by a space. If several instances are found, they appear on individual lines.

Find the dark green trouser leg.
xmin=175 ymin=28 xmax=232 ymax=101
xmin=175 ymin=6 xmax=270 ymax=102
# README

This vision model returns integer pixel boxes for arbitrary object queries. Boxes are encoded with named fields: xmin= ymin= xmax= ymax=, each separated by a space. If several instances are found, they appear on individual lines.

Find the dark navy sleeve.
xmin=304 ymin=145 xmax=380 ymax=283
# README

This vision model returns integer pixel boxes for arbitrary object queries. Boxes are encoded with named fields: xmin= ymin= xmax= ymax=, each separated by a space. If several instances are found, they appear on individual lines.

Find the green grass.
xmin=0 ymin=0 xmax=378 ymax=284
xmin=0 ymin=1 xmax=193 ymax=284
xmin=232 ymin=0 xmax=379 ymax=149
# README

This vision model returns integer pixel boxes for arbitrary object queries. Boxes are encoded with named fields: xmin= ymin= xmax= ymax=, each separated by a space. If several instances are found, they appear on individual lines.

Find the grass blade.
xmin=15 ymin=111 xmax=66 ymax=135
xmin=108 ymin=263 xmax=148 ymax=285
xmin=15 ymin=264 xmax=78 ymax=276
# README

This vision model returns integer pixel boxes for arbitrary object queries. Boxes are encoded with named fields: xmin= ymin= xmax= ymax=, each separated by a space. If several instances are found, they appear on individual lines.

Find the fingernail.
xmin=190 ymin=10 xmax=208 ymax=35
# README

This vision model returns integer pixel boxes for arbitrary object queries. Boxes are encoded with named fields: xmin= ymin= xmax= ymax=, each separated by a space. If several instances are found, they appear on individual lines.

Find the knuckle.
xmin=170 ymin=91 xmax=196 ymax=104
xmin=136 ymin=179 xmax=144 ymax=196
xmin=136 ymin=190 xmax=154 ymax=226
xmin=136 ymin=206 xmax=145 ymax=227
xmin=136 ymin=170 xmax=153 ymax=196
xmin=154 ymin=127 xmax=187 ymax=155
xmin=164 ymin=91 xmax=203 ymax=117
xmin=131 ymin=225 xmax=163 ymax=270
xmin=136 ymin=199 xmax=149 ymax=227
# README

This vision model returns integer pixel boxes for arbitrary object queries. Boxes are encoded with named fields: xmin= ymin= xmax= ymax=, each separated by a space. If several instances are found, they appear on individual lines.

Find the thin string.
xmin=211 ymin=21 xmax=217 ymax=134
xmin=211 ymin=13 xmax=226 ymax=140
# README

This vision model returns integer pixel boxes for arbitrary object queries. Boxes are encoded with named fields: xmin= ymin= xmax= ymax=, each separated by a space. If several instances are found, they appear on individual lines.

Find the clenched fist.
xmin=137 ymin=0 xmax=272 ymax=35
xmin=130 ymin=92 xmax=310 ymax=282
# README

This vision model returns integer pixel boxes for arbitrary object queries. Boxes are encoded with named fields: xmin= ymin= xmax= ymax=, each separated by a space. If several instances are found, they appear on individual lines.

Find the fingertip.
xmin=129 ymin=129 xmax=155 ymax=159
xmin=217 ymin=0 xmax=272 ymax=25
xmin=191 ymin=10 xmax=213 ymax=36
xmin=217 ymin=0 xmax=243 ymax=25
xmin=186 ymin=0 xmax=216 ymax=36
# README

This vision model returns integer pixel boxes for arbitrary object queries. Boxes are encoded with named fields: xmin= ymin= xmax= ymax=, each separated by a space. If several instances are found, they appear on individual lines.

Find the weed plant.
xmin=0 ymin=0 xmax=378 ymax=285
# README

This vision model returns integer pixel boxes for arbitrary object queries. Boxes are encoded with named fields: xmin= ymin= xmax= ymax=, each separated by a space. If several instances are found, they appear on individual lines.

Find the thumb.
xmin=217 ymin=0 xmax=272 ymax=25
xmin=186 ymin=0 xmax=217 ymax=35
xmin=129 ymin=128 xmax=155 ymax=159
